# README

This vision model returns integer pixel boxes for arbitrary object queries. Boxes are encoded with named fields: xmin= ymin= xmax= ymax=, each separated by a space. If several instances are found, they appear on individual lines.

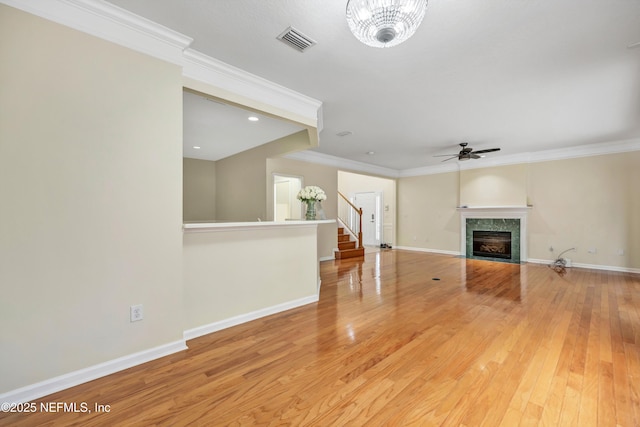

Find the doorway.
xmin=353 ymin=192 xmax=382 ymax=246
xmin=273 ymin=174 xmax=303 ymax=221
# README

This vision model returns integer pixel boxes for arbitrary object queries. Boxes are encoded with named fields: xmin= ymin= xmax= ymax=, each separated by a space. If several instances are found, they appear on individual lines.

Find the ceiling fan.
xmin=434 ymin=142 xmax=501 ymax=162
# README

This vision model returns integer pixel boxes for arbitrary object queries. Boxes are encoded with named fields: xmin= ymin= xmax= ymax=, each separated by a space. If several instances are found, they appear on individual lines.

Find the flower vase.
xmin=305 ymin=201 xmax=317 ymax=220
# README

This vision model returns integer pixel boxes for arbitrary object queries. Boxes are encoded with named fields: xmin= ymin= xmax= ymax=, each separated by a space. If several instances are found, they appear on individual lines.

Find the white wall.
xmin=0 ymin=5 xmax=184 ymax=393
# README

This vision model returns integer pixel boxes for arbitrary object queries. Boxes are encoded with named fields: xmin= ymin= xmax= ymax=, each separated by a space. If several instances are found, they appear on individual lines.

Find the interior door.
xmin=353 ymin=192 xmax=381 ymax=246
xmin=273 ymin=174 xmax=302 ymax=221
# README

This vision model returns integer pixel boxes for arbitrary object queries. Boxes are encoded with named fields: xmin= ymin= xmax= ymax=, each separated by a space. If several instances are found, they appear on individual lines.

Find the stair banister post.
xmin=358 ymin=207 xmax=363 ymax=248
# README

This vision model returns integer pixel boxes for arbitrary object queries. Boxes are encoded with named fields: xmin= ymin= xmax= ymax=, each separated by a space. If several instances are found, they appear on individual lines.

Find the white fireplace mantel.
xmin=458 ymin=206 xmax=532 ymax=261
xmin=456 ymin=206 xmax=532 ymax=215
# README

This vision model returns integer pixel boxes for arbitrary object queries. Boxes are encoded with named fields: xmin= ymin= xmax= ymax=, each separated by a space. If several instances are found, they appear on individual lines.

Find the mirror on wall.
xmin=273 ymin=174 xmax=303 ymax=221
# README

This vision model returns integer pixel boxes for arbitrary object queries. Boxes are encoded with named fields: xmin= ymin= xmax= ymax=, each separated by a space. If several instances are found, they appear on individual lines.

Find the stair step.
xmin=337 ymin=227 xmax=345 ymax=235
xmin=338 ymin=234 xmax=350 ymax=242
xmin=338 ymin=241 xmax=356 ymax=250
xmin=335 ymin=247 xmax=365 ymax=259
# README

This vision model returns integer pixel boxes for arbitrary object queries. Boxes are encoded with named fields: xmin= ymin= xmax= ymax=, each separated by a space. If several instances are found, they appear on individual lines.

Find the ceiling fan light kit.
xmin=346 ymin=0 xmax=428 ymax=48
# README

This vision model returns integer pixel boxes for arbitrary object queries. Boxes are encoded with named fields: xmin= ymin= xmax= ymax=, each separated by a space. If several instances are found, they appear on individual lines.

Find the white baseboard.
xmin=183 ymin=294 xmax=319 ymax=341
xmin=319 ymin=255 xmax=335 ymax=261
xmin=394 ymin=246 xmax=460 ymax=256
xmin=527 ymin=258 xmax=640 ymax=274
xmin=0 ymin=340 xmax=187 ymax=404
xmin=396 ymin=250 xmax=639 ymax=274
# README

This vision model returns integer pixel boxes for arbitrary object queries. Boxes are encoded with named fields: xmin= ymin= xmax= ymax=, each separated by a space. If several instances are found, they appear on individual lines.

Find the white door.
xmin=273 ymin=174 xmax=302 ymax=221
xmin=353 ymin=192 xmax=381 ymax=246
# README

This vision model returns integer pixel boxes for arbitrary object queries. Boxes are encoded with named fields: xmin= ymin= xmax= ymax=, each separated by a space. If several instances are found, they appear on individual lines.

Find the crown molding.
xmin=289 ymin=138 xmax=640 ymax=179
xmin=2 ymin=0 xmax=193 ymax=64
xmin=398 ymin=162 xmax=459 ymax=177
xmin=525 ymin=138 xmax=640 ymax=164
xmin=284 ymin=150 xmax=400 ymax=178
xmin=182 ymin=49 xmax=322 ymax=128
xmin=2 ymin=0 xmax=322 ymax=125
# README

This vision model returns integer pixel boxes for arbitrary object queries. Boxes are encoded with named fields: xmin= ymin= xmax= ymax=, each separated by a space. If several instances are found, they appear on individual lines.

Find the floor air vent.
xmin=277 ymin=26 xmax=316 ymax=52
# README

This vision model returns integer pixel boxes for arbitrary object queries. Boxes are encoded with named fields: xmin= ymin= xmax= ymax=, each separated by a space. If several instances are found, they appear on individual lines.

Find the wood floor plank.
xmin=1 ymin=251 xmax=639 ymax=426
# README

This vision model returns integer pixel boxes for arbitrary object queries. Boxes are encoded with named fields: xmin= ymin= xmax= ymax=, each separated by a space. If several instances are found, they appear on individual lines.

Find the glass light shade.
xmin=346 ymin=0 xmax=428 ymax=48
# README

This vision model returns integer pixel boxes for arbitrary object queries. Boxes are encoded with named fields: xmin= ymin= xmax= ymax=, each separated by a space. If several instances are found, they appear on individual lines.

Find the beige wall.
xmin=397 ymin=172 xmax=460 ymax=252
xmin=0 ymin=5 xmax=184 ymax=392
xmin=183 ymin=158 xmax=216 ymax=221
xmin=460 ymin=163 xmax=528 ymax=207
xmin=338 ymin=171 xmax=397 ymax=245
xmin=397 ymin=152 xmax=640 ymax=269
xmin=267 ymin=157 xmax=338 ymax=259
xmin=528 ymin=152 xmax=640 ymax=267
xmin=183 ymin=225 xmax=319 ymax=331
xmin=215 ymin=131 xmax=312 ymax=222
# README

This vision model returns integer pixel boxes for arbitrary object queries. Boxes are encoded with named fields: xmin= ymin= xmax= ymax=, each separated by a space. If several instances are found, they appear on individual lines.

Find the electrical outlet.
xmin=130 ymin=304 xmax=143 ymax=322
xmin=618 ymin=249 xmax=625 ymax=256
xmin=588 ymin=247 xmax=597 ymax=254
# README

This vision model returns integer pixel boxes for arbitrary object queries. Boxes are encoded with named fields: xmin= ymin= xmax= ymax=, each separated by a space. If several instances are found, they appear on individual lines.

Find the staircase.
xmin=334 ymin=190 xmax=365 ymax=260
xmin=335 ymin=227 xmax=365 ymax=259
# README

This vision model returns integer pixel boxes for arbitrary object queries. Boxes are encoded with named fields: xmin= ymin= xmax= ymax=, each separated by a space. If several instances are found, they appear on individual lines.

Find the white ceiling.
xmin=109 ymin=0 xmax=640 ymax=171
xmin=183 ymin=91 xmax=304 ymax=161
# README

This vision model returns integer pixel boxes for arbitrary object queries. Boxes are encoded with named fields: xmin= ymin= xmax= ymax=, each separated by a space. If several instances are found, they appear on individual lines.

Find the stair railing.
xmin=337 ymin=191 xmax=363 ymax=248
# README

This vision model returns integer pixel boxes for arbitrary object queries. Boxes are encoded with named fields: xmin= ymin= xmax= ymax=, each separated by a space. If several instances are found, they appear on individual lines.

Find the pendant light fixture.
xmin=346 ymin=0 xmax=428 ymax=48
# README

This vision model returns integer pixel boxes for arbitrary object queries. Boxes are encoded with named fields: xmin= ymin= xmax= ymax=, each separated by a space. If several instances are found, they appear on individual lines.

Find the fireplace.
xmin=458 ymin=207 xmax=531 ymax=264
xmin=473 ymin=231 xmax=511 ymax=259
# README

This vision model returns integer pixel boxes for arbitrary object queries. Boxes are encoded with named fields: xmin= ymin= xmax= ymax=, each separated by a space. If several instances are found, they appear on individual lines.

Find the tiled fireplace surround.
xmin=458 ymin=207 xmax=531 ymax=264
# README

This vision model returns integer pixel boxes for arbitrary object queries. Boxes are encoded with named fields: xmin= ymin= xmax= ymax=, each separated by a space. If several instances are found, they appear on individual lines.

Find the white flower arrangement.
xmin=296 ymin=185 xmax=327 ymax=203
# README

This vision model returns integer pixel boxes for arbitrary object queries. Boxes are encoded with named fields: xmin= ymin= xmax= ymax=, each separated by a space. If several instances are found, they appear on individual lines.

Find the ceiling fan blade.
xmin=471 ymin=154 xmax=481 ymax=159
xmin=440 ymin=156 xmax=457 ymax=162
xmin=472 ymin=148 xmax=500 ymax=154
xmin=433 ymin=153 xmax=459 ymax=157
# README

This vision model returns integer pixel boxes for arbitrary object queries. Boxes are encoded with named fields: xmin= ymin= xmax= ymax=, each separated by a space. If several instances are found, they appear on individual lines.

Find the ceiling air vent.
xmin=277 ymin=26 xmax=316 ymax=52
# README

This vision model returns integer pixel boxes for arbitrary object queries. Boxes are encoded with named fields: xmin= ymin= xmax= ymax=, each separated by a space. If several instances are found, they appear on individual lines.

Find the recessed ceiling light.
xmin=337 ymin=131 xmax=353 ymax=137
xmin=193 ymin=146 xmax=201 ymax=149
xmin=367 ymin=151 xmax=375 ymax=155
xmin=248 ymin=116 xmax=259 ymax=122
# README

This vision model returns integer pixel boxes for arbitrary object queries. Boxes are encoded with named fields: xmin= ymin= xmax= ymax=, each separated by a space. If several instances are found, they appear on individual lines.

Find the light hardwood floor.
xmin=2 ymin=250 xmax=639 ymax=426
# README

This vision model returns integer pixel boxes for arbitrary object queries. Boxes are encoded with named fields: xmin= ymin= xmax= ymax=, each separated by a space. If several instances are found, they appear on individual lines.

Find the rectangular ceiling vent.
xmin=277 ymin=26 xmax=316 ymax=52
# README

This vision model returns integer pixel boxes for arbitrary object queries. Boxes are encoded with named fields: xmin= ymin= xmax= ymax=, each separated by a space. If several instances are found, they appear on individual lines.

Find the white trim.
xmin=183 ymin=295 xmax=319 ymax=341
xmin=182 ymin=49 xmax=322 ymax=128
xmin=319 ymin=255 xmax=336 ymax=261
xmin=527 ymin=258 xmax=640 ymax=274
xmin=3 ymin=0 xmax=322 ymax=126
xmin=284 ymin=150 xmax=400 ymax=178
xmin=183 ymin=219 xmax=335 ymax=233
xmin=287 ymin=139 xmax=640 ymax=178
xmin=458 ymin=206 xmax=531 ymax=262
xmin=456 ymin=206 xmax=533 ymax=214
xmin=6 ymin=1 xmax=638 ymax=177
xmin=0 ymin=340 xmax=187 ymax=404
xmin=392 ymin=250 xmax=640 ymax=274
xmin=394 ymin=246 xmax=460 ymax=256
xmin=2 ymin=0 xmax=193 ymax=65
xmin=402 ymin=139 xmax=640 ymax=176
